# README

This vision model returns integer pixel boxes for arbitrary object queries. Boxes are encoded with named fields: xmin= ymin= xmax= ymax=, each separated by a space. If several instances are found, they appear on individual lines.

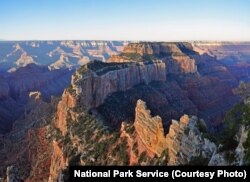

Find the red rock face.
xmin=122 ymin=100 xmax=216 ymax=166
xmin=123 ymin=43 xmax=154 ymax=55
xmin=48 ymin=141 xmax=67 ymax=182
xmin=77 ymin=61 xmax=166 ymax=110
xmin=55 ymin=90 xmax=77 ymax=136
xmin=164 ymin=55 xmax=197 ymax=74
xmin=109 ymin=55 xmax=131 ymax=63
xmin=121 ymin=100 xmax=189 ymax=165
xmin=133 ymin=100 xmax=168 ymax=157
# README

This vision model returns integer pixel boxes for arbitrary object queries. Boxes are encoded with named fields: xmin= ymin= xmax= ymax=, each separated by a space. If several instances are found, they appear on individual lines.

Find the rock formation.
xmin=134 ymin=100 xmax=167 ymax=157
xmin=73 ymin=60 xmax=166 ymax=110
xmin=15 ymin=52 xmax=36 ymax=67
xmin=208 ymin=125 xmax=249 ymax=166
xmin=55 ymin=60 xmax=166 ymax=135
xmin=0 ymin=40 xmax=127 ymax=72
xmin=109 ymin=42 xmax=198 ymax=74
xmin=48 ymin=141 xmax=67 ymax=182
xmin=123 ymin=100 xmax=216 ymax=165
xmin=55 ymin=89 xmax=77 ymax=136
xmin=166 ymin=115 xmax=216 ymax=165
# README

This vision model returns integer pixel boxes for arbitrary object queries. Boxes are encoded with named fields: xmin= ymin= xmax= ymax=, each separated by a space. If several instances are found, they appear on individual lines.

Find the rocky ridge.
xmin=122 ymin=100 xmax=216 ymax=165
xmin=72 ymin=60 xmax=166 ymax=110
xmin=109 ymin=42 xmax=197 ymax=74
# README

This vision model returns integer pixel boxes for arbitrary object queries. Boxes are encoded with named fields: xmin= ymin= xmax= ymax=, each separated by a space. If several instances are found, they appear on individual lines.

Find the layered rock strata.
xmin=126 ymin=100 xmax=216 ymax=165
xmin=72 ymin=60 xmax=166 ymax=110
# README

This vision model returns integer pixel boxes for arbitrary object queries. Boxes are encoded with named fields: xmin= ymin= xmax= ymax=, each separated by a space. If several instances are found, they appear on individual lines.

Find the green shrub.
xmin=125 ymin=125 xmax=135 ymax=135
xmin=224 ymin=151 xmax=236 ymax=163
xmin=188 ymin=155 xmax=209 ymax=166
xmin=69 ymin=154 xmax=81 ymax=165
xmin=243 ymin=131 xmax=250 ymax=164
xmin=138 ymin=151 xmax=147 ymax=163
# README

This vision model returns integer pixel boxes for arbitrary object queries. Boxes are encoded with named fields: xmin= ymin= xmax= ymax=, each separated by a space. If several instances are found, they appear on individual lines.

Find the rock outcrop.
xmin=134 ymin=100 xmax=167 ymax=157
xmin=192 ymin=41 xmax=250 ymax=59
xmin=0 ymin=40 xmax=127 ymax=72
xmin=165 ymin=115 xmax=216 ymax=165
xmin=234 ymin=125 xmax=249 ymax=165
xmin=48 ymin=141 xmax=67 ymax=182
xmin=73 ymin=60 xmax=166 ymax=110
xmin=55 ymin=90 xmax=77 ymax=136
xmin=15 ymin=52 xmax=36 ymax=67
xmin=123 ymin=100 xmax=216 ymax=165
xmin=121 ymin=42 xmax=195 ymax=56
xmin=109 ymin=42 xmax=197 ymax=74
xmin=208 ymin=125 xmax=249 ymax=166
xmin=55 ymin=60 xmax=166 ymax=135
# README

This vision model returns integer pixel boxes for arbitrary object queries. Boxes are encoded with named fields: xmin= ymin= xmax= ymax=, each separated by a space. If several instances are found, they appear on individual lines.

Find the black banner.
xmin=69 ymin=166 xmax=250 ymax=181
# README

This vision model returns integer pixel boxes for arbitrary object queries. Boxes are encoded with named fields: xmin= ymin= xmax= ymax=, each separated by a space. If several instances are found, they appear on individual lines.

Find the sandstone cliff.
xmin=54 ymin=89 xmax=78 ymax=136
xmin=122 ymin=100 xmax=216 ymax=165
xmin=72 ymin=60 xmax=166 ymax=110
xmin=166 ymin=115 xmax=216 ymax=165
xmin=121 ymin=42 xmax=195 ymax=56
xmin=134 ymin=100 xmax=167 ymax=157
xmin=109 ymin=42 xmax=197 ymax=74
xmin=48 ymin=141 xmax=67 ymax=182
xmin=54 ymin=60 xmax=166 ymax=135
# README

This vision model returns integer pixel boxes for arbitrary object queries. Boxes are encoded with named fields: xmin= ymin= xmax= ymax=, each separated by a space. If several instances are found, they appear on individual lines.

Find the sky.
xmin=0 ymin=0 xmax=250 ymax=41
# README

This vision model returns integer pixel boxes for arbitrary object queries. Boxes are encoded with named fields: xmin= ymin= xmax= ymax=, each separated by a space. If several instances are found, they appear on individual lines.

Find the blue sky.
xmin=0 ymin=0 xmax=250 ymax=41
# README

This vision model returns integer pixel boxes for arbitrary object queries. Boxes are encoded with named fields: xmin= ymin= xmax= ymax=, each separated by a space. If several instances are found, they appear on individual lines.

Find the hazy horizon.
xmin=1 ymin=0 xmax=250 ymax=41
xmin=2 ymin=39 xmax=250 ymax=42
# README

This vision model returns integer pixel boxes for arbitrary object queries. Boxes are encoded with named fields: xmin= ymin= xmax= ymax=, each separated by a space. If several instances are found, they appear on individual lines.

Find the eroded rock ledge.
xmin=74 ymin=61 xmax=166 ymax=110
xmin=124 ymin=99 xmax=217 ymax=165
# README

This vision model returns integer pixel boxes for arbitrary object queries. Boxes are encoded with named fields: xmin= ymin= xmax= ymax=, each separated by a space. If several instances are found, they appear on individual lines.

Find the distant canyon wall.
xmin=110 ymin=42 xmax=198 ymax=74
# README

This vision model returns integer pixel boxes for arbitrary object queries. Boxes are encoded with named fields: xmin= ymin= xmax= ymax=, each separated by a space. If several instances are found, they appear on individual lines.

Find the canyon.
xmin=0 ymin=41 xmax=126 ymax=134
xmin=0 ymin=41 xmax=250 ymax=181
